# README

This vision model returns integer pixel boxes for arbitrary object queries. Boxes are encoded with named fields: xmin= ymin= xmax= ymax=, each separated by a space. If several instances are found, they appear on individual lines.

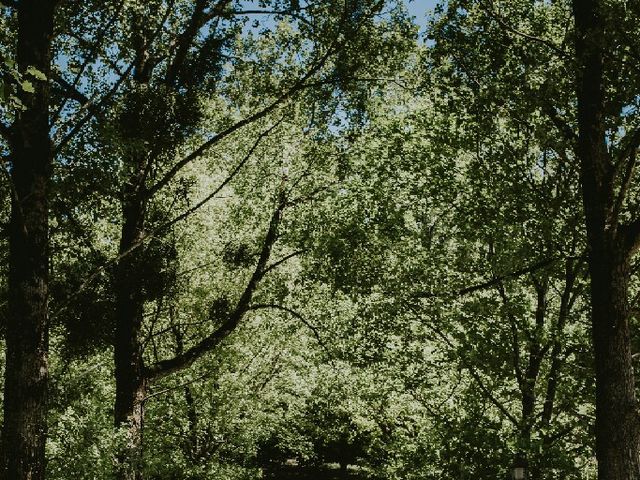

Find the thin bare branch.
xmin=413 ymin=257 xmax=557 ymax=299
xmin=262 ymin=249 xmax=306 ymax=276
xmin=53 ymin=0 xmax=176 ymax=153
xmin=249 ymin=303 xmax=333 ymax=360
xmin=496 ymin=282 xmax=524 ymax=391
xmin=417 ymin=311 xmax=519 ymax=427
xmin=51 ymin=1 xmax=124 ymax=124
xmin=156 ymin=119 xmax=283 ymax=225
xmin=52 ymin=59 xmax=134 ymax=154
xmin=220 ymin=9 xmax=313 ymax=27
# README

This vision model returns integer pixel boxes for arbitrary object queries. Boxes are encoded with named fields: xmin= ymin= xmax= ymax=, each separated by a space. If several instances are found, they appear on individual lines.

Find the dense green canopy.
xmin=0 ymin=1 xmax=639 ymax=479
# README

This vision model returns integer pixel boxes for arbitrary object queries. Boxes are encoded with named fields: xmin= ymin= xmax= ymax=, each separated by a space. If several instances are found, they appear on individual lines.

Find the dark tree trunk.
xmin=529 ymin=260 xmax=578 ymax=480
xmin=108 ymin=3 xmax=287 ymax=477
xmin=1 ymin=1 xmax=55 ymax=479
xmin=171 ymin=324 xmax=201 ymax=462
xmin=113 ymin=192 xmax=148 ymax=480
xmin=516 ymin=282 xmax=547 ymax=480
xmin=573 ymin=1 xmax=640 ymax=478
xmin=588 ymin=245 xmax=639 ymax=479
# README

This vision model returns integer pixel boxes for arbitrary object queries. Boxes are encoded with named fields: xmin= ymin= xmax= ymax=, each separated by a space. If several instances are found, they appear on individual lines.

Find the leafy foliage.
xmin=1 ymin=0 xmax=639 ymax=479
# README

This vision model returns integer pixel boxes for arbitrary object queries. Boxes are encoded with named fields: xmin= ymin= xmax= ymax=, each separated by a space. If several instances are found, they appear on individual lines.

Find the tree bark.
xmin=113 ymin=189 xmax=148 ymax=480
xmin=1 ymin=1 xmax=55 ymax=479
xmin=572 ymin=1 xmax=640 ymax=478
xmin=511 ymin=281 xmax=547 ymax=480
xmin=589 ymin=245 xmax=639 ymax=479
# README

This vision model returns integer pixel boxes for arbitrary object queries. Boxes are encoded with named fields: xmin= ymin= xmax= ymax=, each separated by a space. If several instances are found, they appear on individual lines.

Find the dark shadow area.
xmin=264 ymin=464 xmax=367 ymax=480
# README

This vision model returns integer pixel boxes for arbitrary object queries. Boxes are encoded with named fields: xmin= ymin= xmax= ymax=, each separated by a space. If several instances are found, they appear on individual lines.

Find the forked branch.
xmin=145 ymin=190 xmax=287 ymax=381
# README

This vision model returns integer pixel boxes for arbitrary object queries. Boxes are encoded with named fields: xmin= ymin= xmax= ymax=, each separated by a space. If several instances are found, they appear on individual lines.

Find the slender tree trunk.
xmin=1 ymin=2 xmax=55 ymax=479
xmin=114 ymin=192 xmax=148 ymax=480
xmin=171 ymin=323 xmax=201 ymax=462
xmin=541 ymin=259 xmax=576 ymax=429
xmin=530 ymin=260 xmax=577 ymax=480
xmin=573 ymin=1 xmax=640 ymax=478
xmin=112 ymin=15 xmax=154 ymax=475
xmin=516 ymin=282 xmax=547 ymax=480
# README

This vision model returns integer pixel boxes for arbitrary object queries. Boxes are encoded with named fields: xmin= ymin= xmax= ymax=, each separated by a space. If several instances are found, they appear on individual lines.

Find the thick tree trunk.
xmin=589 ymin=247 xmax=639 ymax=479
xmin=114 ymin=194 xmax=148 ymax=480
xmin=1 ymin=2 xmax=55 ymax=479
xmin=573 ymin=1 xmax=640 ymax=478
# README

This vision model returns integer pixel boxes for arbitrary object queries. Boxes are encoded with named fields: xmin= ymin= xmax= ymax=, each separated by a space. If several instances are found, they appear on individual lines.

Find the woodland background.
xmin=0 ymin=0 xmax=639 ymax=479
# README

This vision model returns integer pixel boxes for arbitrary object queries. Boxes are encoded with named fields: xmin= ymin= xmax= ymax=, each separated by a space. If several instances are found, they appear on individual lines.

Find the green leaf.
xmin=21 ymin=80 xmax=35 ymax=93
xmin=26 ymin=66 xmax=47 ymax=81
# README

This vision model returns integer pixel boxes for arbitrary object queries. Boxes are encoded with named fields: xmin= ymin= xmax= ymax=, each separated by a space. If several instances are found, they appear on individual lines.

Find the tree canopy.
xmin=0 ymin=1 xmax=639 ymax=479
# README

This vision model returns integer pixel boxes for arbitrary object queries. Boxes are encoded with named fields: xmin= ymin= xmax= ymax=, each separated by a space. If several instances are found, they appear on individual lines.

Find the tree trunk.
xmin=589 ymin=246 xmax=639 ymax=479
xmin=1 ymin=1 xmax=55 ymax=479
xmin=171 ymin=323 xmax=202 ymax=462
xmin=113 ymin=193 xmax=148 ymax=480
xmin=516 ymin=282 xmax=547 ymax=480
xmin=573 ymin=1 xmax=640 ymax=478
xmin=530 ymin=260 xmax=577 ymax=480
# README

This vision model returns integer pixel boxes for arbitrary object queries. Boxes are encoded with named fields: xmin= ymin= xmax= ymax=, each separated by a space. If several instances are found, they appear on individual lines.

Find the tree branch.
xmin=0 ymin=122 xmax=12 ymax=146
xmin=50 ymin=121 xmax=280 ymax=320
xmin=419 ymin=313 xmax=519 ymax=427
xmin=156 ymin=119 xmax=282 ymax=227
xmin=479 ymin=0 xmax=567 ymax=56
xmin=615 ymin=125 xmax=640 ymax=166
xmin=541 ymin=258 xmax=576 ymax=427
xmin=496 ymin=282 xmax=524 ymax=391
xmin=413 ymin=257 xmax=557 ymax=298
xmin=611 ymin=148 xmax=636 ymax=231
xmin=248 ymin=303 xmax=333 ymax=360
xmin=261 ymin=249 xmax=306 ymax=277
xmin=622 ymin=216 xmax=640 ymax=256
xmin=220 ymin=9 xmax=313 ymax=27
xmin=145 ymin=190 xmax=287 ymax=381
xmin=53 ymin=59 xmax=135 ymax=154
xmin=543 ymin=104 xmax=578 ymax=145
xmin=146 ymin=46 xmax=335 ymax=198
xmin=51 ymin=72 xmax=90 ymax=104
xmin=51 ymin=0 xmax=124 ymax=124
xmin=53 ymin=0 xmax=175 ymax=153
xmin=164 ymin=0 xmax=221 ymax=85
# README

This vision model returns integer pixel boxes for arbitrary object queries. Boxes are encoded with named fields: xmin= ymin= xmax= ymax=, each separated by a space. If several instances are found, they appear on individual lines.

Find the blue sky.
xmin=405 ymin=0 xmax=439 ymax=31
xmin=236 ymin=1 xmax=440 ymax=36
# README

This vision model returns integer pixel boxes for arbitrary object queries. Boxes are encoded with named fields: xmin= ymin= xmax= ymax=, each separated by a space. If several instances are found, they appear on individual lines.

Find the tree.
xmin=293 ymin=50 xmax=599 ymax=478
xmin=427 ymin=1 xmax=640 ymax=477
xmin=41 ymin=1 xmax=413 ymax=477
xmin=572 ymin=1 xmax=640 ymax=477
xmin=0 ymin=1 xmax=57 ymax=478
xmin=3 ymin=2 xmax=639 ymax=478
